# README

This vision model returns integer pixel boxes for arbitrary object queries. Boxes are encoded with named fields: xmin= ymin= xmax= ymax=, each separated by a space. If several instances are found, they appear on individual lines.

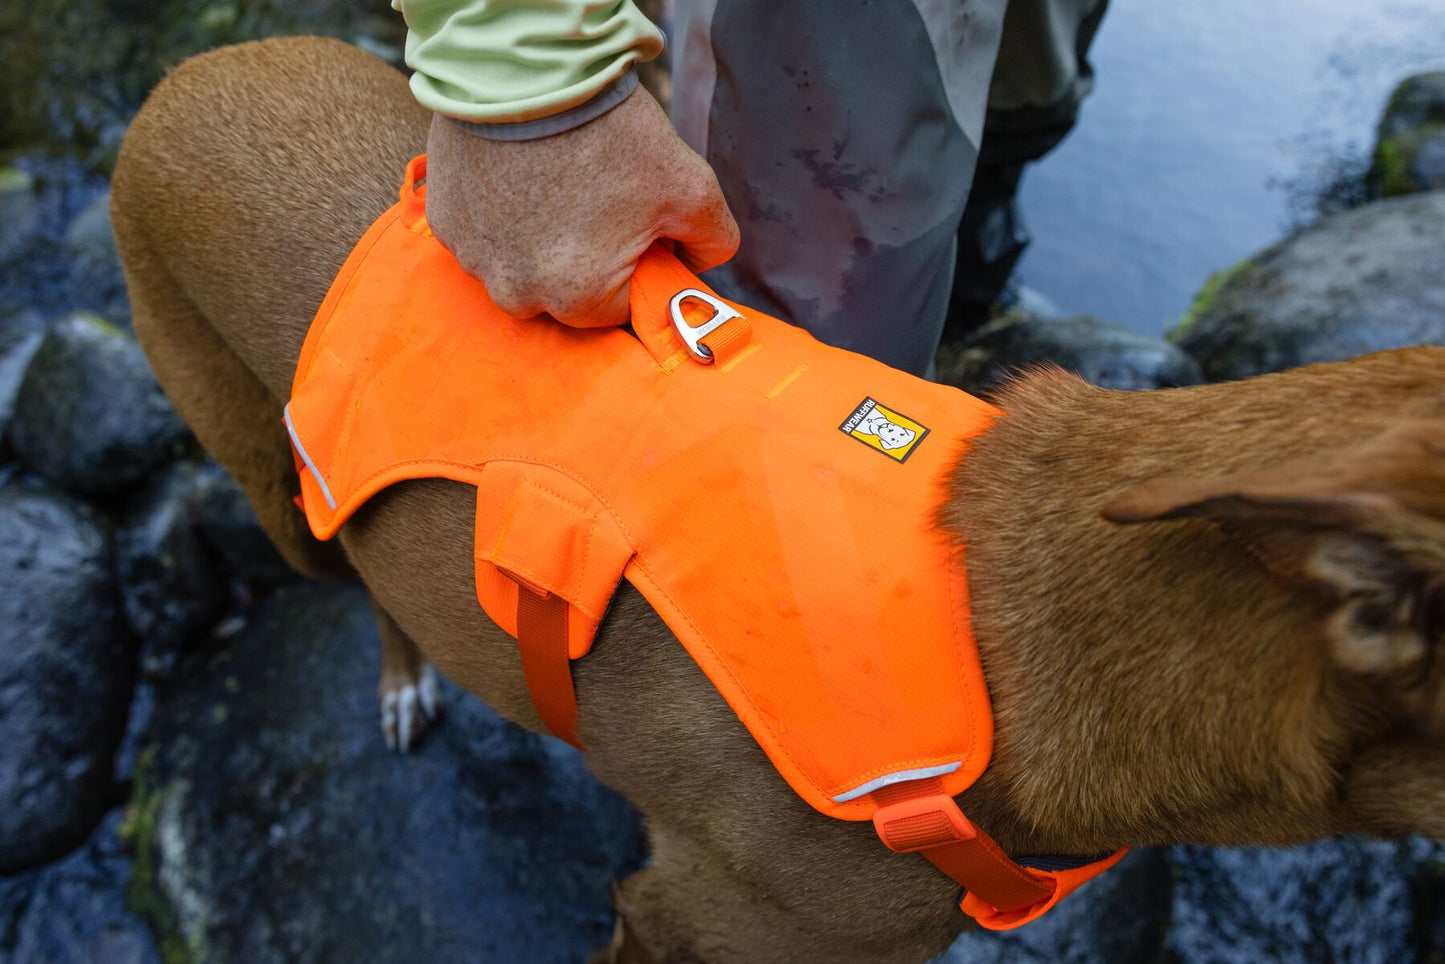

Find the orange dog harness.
xmin=287 ymin=157 xmax=1123 ymax=928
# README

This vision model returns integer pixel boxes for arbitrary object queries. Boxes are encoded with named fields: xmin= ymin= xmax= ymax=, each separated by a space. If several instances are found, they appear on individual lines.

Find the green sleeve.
xmin=391 ymin=0 xmax=665 ymax=123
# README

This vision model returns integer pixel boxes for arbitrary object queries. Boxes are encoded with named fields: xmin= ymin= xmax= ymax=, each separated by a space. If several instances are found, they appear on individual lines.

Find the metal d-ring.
xmin=669 ymin=289 xmax=744 ymax=362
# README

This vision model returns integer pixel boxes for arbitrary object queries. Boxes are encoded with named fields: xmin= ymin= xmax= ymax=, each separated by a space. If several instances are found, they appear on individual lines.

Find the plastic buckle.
xmin=872 ymin=793 xmax=977 ymax=854
xmin=669 ymin=289 xmax=744 ymax=363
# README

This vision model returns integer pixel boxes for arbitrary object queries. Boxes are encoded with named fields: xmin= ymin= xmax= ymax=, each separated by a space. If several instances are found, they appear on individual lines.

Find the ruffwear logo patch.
xmin=839 ymin=397 xmax=929 ymax=462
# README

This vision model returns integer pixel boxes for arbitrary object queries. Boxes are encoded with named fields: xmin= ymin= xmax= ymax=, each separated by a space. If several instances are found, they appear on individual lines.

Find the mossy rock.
xmin=1169 ymin=258 xmax=1250 ymax=343
xmin=1369 ymin=72 xmax=1445 ymax=199
xmin=1174 ymin=192 xmax=1445 ymax=381
xmin=1373 ymin=124 xmax=1445 ymax=197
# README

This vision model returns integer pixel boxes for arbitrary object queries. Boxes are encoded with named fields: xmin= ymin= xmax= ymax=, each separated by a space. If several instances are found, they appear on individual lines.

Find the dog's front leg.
xmin=371 ymin=598 xmax=442 ymax=752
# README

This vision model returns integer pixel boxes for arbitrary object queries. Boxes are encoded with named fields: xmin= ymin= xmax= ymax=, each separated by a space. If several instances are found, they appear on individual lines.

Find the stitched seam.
xmin=764 ymin=364 xmax=808 ymax=399
xmin=521 ymin=477 xmax=600 ymax=614
xmin=340 ymin=455 xmax=644 ymax=559
xmin=630 ymin=275 xmax=674 ymax=370
xmin=977 ymin=836 xmax=1054 ymax=890
xmin=716 ymin=342 xmax=760 ymax=373
xmin=296 ymin=210 xmax=398 ymax=382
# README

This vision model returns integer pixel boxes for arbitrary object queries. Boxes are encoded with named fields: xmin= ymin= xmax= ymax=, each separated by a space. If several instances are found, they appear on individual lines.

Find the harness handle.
xmin=632 ymin=244 xmax=752 ymax=367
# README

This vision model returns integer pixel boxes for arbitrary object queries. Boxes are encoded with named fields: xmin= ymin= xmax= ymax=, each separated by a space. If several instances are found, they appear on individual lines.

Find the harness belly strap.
xmin=286 ymin=155 xmax=1125 ymax=928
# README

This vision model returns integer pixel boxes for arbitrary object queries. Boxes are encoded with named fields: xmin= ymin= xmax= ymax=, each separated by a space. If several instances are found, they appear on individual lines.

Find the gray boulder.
xmin=0 ymin=810 xmax=161 ymax=964
xmin=0 ymin=310 xmax=46 ymax=456
xmin=114 ymin=461 xmax=226 ymax=663
xmin=10 ymin=312 xmax=191 ymax=495
xmin=131 ymin=582 xmax=646 ymax=964
xmin=194 ymin=462 xmax=294 ymax=585
xmin=1173 ymin=192 xmax=1445 ymax=381
xmin=1372 ymin=72 xmax=1445 ymax=197
xmin=0 ymin=484 xmax=134 ymax=873
xmin=937 ymin=312 xmax=1203 ymax=394
xmin=0 ymin=167 xmax=40 ymax=263
xmin=66 ymin=190 xmax=130 ymax=326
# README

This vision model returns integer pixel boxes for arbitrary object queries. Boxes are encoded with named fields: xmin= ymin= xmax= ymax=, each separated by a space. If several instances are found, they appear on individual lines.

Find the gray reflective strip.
xmin=831 ymin=761 xmax=963 ymax=804
xmin=283 ymin=404 xmax=337 ymax=511
xmin=452 ymin=69 xmax=640 ymax=142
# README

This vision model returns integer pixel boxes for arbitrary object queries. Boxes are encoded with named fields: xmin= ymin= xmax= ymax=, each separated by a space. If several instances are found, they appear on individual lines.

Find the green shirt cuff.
xmin=393 ymin=0 xmax=664 ymax=123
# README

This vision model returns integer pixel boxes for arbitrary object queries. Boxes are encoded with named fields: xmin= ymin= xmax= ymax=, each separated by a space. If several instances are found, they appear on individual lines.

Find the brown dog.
xmin=112 ymin=36 xmax=1445 ymax=964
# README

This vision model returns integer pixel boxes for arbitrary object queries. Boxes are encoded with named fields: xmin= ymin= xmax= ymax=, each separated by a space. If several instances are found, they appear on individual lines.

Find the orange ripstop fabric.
xmin=286 ymin=156 xmax=1121 ymax=926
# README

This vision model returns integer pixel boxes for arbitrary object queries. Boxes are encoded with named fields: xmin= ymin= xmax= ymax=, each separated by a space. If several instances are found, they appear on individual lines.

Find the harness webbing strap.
xmin=512 ymin=577 xmax=580 ymax=748
xmin=872 ymin=777 xmax=1056 ymax=914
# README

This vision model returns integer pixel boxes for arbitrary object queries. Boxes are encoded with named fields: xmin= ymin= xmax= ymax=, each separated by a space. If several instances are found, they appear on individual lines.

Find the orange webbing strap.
xmin=872 ymin=777 xmax=1055 ymax=914
xmin=511 ymin=576 xmax=581 ymax=749
xmin=698 ymin=313 xmax=752 ymax=366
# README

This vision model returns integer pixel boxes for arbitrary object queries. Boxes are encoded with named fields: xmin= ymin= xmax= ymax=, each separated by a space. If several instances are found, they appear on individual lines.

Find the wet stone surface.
xmin=0 ymin=811 xmax=161 ymax=964
xmin=0 ymin=310 xmax=46 ymax=458
xmin=1173 ymin=191 xmax=1445 ymax=381
xmin=937 ymin=312 xmax=1203 ymax=394
xmin=114 ymin=460 xmax=226 ymax=661
xmin=9 ymin=312 xmax=191 ymax=495
xmin=65 ymin=189 xmax=129 ymax=326
xmin=0 ymin=482 xmax=134 ymax=874
xmin=193 ymin=461 xmax=295 ymax=585
xmin=131 ymin=582 xmax=646 ymax=964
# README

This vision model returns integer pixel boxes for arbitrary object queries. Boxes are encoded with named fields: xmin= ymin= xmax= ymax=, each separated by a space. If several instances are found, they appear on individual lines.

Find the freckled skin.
xmin=424 ymin=78 xmax=739 ymax=329
xmin=114 ymin=38 xmax=1445 ymax=964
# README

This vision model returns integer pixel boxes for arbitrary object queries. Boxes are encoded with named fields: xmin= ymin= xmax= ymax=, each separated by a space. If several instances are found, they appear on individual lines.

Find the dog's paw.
xmin=380 ymin=663 xmax=443 ymax=753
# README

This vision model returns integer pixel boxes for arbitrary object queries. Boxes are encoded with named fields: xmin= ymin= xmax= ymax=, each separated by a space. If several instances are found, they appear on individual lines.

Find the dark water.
xmin=1015 ymin=0 xmax=1445 ymax=337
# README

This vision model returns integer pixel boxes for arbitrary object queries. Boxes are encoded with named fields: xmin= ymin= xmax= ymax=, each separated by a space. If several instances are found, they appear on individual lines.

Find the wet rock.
xmin=0 ymin=0 xmax=405 ymax=173
xmin=938 ymin=848 xmax=1172 ymax=963
xmin=1164 ymin=840 xmax=1430 ymax=963
xmin=1378 ymin=72 xmax=1445 ymax=141
xmin=0 ymin=810 xmax=162 ymax=964
xmin=0 ymin=310 xmax=47 ymax=456
xmin=131 ymin=582 xmax=645 ymax=964
xmin=0 ymin=166 xmax=40 ymax=261
xmin=66 ymin=189 xmax=129 ymax=325
xmin=194 ymin=462 xmax=294 ymax=585
xmin=936 ymin=312 xmax=1203 ymax=394
xmin=10 ymin=312 xmax=191 ymax=495
xmin=1172 ymin=192 xmax=1445 ymax=381
xmin=115 ymin=461 xmax=226 ymax=663
xmin=1372 ymin=72 xmax=1445 ymax=196
xmin=0 ymin=484 xmax=134 ymax=873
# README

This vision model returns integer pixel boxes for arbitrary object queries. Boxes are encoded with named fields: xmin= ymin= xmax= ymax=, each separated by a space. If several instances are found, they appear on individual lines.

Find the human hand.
xmin=424 ymin=87 xmax=739 ymax=328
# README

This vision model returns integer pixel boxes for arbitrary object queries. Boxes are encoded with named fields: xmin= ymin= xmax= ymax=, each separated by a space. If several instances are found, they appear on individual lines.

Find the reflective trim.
xmin=831 ymin=761 xmax=963 ymax=803
xmin=283 ymin=404 xmax=337 ymax=511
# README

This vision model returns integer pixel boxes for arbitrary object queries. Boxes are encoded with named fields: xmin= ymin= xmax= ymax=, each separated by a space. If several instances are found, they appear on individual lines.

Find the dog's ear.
xmin=1103 ymin=420 xmax=1445 ymax=687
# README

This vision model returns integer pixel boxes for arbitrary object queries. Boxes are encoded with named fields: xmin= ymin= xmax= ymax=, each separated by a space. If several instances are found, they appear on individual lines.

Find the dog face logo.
xmin=839 ymin=398 xmax=929 ymax=462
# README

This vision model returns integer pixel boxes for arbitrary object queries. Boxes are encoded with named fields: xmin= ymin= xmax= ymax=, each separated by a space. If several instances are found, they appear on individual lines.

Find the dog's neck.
xmin=944 ymin=368 xmax=1394 ymax=857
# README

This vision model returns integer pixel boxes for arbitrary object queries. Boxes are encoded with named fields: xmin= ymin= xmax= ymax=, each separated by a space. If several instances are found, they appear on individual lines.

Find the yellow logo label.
xmin=839 ymin=398 xmax=929 ymax=462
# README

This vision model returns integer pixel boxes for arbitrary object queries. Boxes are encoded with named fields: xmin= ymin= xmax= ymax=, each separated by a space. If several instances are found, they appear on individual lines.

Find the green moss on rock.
xmin=122 ymin=748 xmax=194 ymax=964
xmin=1373 ymin=123 xmax=1445 ymax=197
xmin=1169 ymin=258 xmax=1251 ymax=342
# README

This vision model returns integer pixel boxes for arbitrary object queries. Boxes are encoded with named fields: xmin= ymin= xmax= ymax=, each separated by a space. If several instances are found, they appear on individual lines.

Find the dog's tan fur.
xmin=112 ymin=37 xmax=1445 ymax=963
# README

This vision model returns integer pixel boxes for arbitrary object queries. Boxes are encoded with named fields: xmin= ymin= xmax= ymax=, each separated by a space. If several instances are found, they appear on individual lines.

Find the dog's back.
xmin=113 ymin=36 xmax=426 ymax=397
